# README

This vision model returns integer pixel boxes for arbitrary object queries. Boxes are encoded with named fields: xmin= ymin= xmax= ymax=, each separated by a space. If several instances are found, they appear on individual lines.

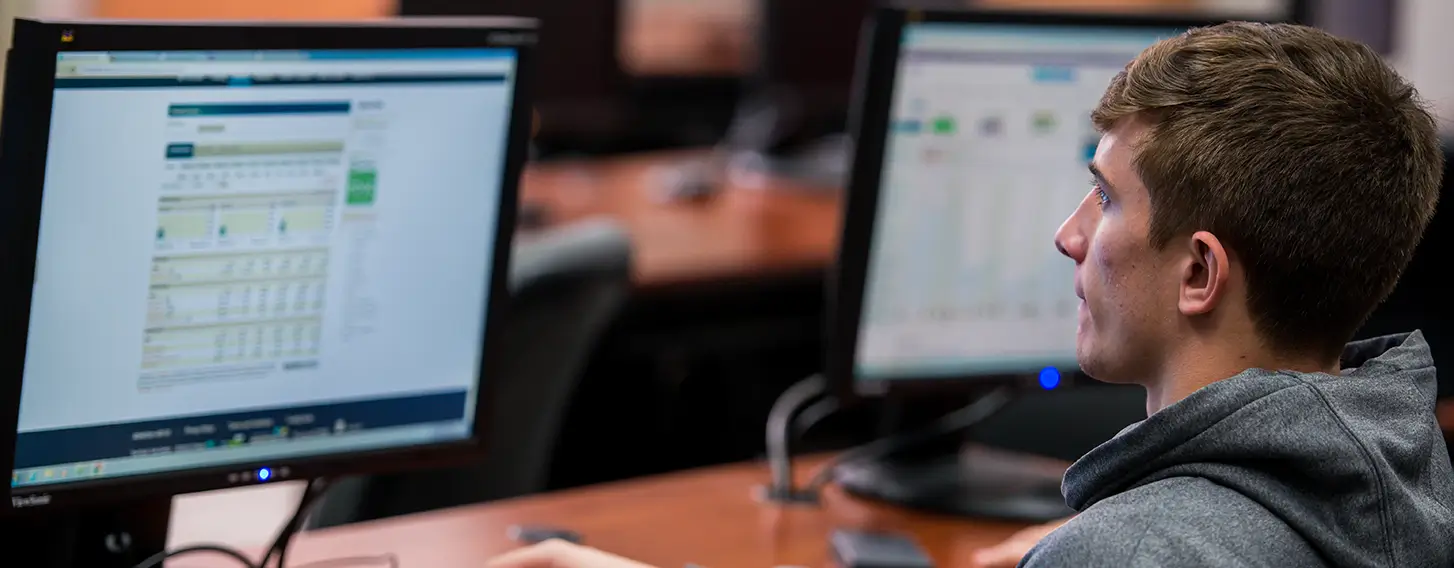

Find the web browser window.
xmin=14 ymin=48 xmax=516 ymax=487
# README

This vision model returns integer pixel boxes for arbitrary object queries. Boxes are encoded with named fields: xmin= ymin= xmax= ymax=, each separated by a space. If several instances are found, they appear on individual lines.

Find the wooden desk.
xmin=521 ymin=153 xmax=841 ymax=291
xmin=173 ymin=408 xmax=1454 ymax=566
xmin=176 ymin=457 xmax=1028 ymax=567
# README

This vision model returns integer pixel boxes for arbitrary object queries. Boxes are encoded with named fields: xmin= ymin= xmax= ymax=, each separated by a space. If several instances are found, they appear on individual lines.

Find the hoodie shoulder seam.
xmin=1124 ymin=521 xmax=1154 ymax=567
xmin=1282 ymin=372 xmax=1397 ymax=567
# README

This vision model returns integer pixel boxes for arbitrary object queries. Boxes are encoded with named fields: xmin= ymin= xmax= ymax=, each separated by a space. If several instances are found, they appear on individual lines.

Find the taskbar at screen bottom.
xmin=12 ymin=419 xmax=469 ymax=489
xmin=11 ymin=389 xmax=472 ymax=488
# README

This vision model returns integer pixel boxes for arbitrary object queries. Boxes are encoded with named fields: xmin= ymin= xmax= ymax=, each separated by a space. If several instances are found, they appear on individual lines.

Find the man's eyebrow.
xmin=1088 ymin=162 xmax=1116 ymax=193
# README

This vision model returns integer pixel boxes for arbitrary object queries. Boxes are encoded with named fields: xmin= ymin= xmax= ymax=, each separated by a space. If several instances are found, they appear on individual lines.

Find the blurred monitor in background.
xmin=1293 ymin=0 xmax=1395 ymax=55
xmin=619 ymin=0 xmax=758 ymax=77
xmin=398 ymin=0 xmax=621 ymax=105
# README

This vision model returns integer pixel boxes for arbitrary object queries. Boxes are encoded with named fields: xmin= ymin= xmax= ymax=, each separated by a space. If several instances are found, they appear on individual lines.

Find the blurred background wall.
xmin=89 ymin=0 xmax=392 ymax=19
xmin=6 ymin=0 xmax=1447 ymax=132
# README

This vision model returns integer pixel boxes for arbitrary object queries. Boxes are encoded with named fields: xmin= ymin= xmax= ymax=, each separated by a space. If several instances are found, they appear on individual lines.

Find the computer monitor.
xmin=758 ymin=0 xmax=873 ymax=107
xmin=825 ymin=7 xmax=1222 ymax=521
xmin=0 ymin=17 xmax=535 ymax=566
xmin=742 ymin=0 xmax=874 ymax=162
xmin=400 ymin=0 xmax=620 ymax=104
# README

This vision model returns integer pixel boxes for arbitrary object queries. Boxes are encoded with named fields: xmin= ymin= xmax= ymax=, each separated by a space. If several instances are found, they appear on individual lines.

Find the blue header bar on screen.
xmin=55 ymin=48 xmax=516 ymax=89
xmin=168 ymin=101 xmax=351 ymax=117
xmin=68 ymin=48 xmax=516 ymax=62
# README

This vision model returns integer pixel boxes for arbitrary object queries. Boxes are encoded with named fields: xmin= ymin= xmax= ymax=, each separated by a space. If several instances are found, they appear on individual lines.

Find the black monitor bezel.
xmin=827 ymin=7 xmax=1229 ymax=403
xmin=0 ymin=17 xmax=537 ymax=515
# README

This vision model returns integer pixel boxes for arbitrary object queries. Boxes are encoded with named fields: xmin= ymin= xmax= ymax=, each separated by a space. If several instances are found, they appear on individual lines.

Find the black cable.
xmin=804 ymin=386 xmax=1015 ymax=493
xmin=792 ymin=397 xmax=839 ymax=438
xmin=131 ymin=543 xmax=259 ymax=568
xmin=128 ymin=478 xmax=389 ymax=568
xmin=129 ymin=479 xmax=326 ymax=568
xmin=263 ymin=478 xmax=332 ymax=568
xmin=763 ymin=374 xmax=829 ymax=495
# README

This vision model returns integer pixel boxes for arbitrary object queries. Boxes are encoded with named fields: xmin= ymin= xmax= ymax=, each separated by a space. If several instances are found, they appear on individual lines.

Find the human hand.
xmin=968 ymin=517 xmax=1072 ymax=568
xmin=485 ymin=539 xmax=659 ymax=568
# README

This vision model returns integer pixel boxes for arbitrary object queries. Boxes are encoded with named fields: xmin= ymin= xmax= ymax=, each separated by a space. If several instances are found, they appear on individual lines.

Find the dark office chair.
xmin=307 ymin=219 xmax=633 ymax=528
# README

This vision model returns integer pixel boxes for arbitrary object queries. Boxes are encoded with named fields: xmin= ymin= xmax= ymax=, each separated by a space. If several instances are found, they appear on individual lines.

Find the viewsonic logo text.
xmin=12 ymin=494 xmax=51 ymax=508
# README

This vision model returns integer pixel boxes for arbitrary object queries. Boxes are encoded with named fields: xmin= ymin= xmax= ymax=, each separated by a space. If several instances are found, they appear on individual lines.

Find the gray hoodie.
xmin=1022 ymin=331 xmax=1454 ymax=567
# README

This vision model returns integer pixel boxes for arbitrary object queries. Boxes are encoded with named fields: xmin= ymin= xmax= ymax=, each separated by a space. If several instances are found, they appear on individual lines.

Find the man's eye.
xmin=1091 ymin=181 xmax=1109 ymax=207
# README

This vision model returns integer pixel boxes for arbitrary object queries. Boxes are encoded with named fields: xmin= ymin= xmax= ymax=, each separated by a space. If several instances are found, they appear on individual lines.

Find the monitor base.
xmin=0 ymin=496 xmax=170 ymax=568
xmin=748 ymin=133 xmax=850 ymax=190
xmin=835 ymin=442 xmax=1077 ymax=523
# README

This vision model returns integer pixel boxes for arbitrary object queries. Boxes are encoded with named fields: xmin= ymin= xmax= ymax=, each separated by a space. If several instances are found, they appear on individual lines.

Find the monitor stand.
xmin=715 ymin=88 xmax=850 ymax=192
xmin=750 ymin=133 xmax=851 ymax=190
xmin=0 ymin=497 xmax=171 ymax=568
xmin=835 ymin=441 xmax=1077 ymax=523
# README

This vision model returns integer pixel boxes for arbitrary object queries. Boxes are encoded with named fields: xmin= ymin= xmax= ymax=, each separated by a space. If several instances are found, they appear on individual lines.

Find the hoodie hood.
xmin=1064 ymin=331 xmax=1454 ymax=567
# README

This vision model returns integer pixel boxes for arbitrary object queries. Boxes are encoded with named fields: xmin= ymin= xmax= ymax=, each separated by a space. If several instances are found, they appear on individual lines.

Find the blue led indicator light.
xmin=1038 ymin=367 xmax=1061 ymax=390
xmin=257 ymin=468 xmax=272 ymax=481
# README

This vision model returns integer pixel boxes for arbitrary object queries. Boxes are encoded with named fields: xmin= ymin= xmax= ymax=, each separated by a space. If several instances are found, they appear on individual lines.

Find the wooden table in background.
xmin=178 ymin=457 xmax=1028 ymax=567
xmin=520 ymin=152 xmax=842 ymax=291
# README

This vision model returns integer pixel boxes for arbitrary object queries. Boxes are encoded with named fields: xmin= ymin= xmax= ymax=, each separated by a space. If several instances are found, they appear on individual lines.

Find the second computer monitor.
xmin=831 ymin=9 xmax=1218 ymax=396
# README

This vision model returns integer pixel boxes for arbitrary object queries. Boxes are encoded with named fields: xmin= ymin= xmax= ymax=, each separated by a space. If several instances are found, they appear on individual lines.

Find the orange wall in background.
xmin=94 ymin=0 xmax=395 ymax=19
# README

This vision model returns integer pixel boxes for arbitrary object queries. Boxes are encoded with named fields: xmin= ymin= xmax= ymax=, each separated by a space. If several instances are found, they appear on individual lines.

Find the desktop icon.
xmin=28 ymin=471 xmax=38 ymax=482
xmin=931 ymin=115 xmax=956 ymax=136
xmin=1032 ymin=111 xmax=1057 ymax=134
xmin=893 ymin=119 xmax=922 ymax=135
xmin=43 ymin=469 xmax=53 ymax=479
xmin=978 ymin=116 xmax=1003 ymax=137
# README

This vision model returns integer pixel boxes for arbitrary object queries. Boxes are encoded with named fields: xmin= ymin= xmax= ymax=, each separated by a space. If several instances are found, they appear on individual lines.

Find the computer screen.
xmin=12 ymin=48 xmax=515 ymax=488
xmin=854 ymin=22 xmax=1183 ymax=383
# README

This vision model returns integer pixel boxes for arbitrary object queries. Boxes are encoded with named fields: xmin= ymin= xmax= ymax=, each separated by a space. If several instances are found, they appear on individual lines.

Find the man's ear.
xmin=1179 ymin=230 xmax=1230 ymax=316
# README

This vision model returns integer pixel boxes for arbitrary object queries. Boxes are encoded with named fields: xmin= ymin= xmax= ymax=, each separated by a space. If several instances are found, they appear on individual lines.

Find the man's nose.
xmin=1054 ymin=217 xmax=1086 ymax=263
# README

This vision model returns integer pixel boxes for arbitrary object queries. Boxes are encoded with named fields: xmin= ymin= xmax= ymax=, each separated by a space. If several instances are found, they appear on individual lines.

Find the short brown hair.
xmin=1093 ymin=22 xmax=1444 ymax=359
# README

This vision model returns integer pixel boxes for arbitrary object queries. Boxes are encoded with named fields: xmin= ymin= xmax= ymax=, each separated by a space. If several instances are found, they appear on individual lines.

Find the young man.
xmin=488 ymin=22 xmax=1453 ymax=568
xmin=1021 ymin=20 xmax=1453 ymax=566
